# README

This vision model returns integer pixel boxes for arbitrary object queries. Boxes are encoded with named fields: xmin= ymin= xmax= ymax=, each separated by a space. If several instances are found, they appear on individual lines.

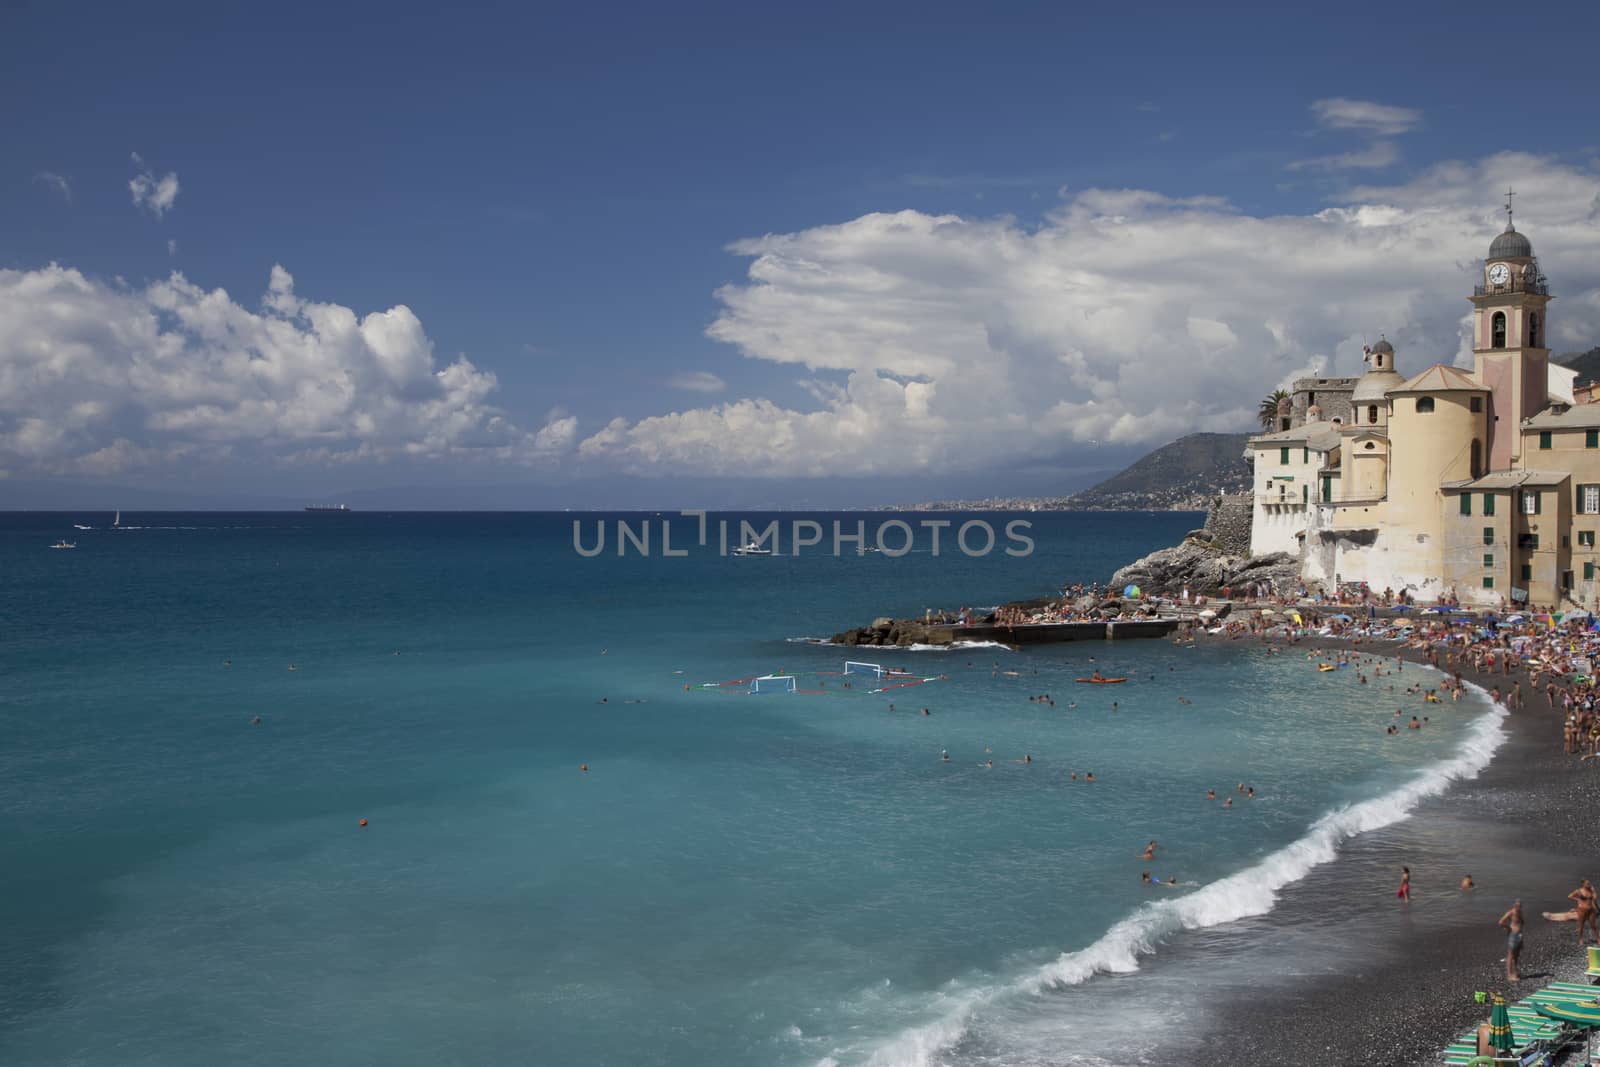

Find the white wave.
xmin=852 ymin=680 xmax=1509 ymax=1067
xmin=903 ymin=640 xmax=1014 ymax=652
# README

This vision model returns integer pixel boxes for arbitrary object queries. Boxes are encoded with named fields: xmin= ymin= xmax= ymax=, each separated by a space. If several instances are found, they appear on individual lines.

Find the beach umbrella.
xmin=1124 ymin=584 xmax=1140 ymax=598
xmin=1332 ymin=613 xmax=1352 ymax=622
xmin=1394 ymin=618 xmax=1414 ymax=627
xmin=1507 ymin=614 xmax=1526 ymax=623
xmin=1197 ymin=609 xmax=1217 ymax=620
xmin=1489 ymin=994 xmax=1515 ymax=1053
xmin=1531 ymin=998 xmax=1600 ymax=1028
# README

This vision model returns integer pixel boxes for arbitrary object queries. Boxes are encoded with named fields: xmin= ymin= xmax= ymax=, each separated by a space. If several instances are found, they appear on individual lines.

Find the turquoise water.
xmin=0 ymin=512 xmax=1501 ymax=1066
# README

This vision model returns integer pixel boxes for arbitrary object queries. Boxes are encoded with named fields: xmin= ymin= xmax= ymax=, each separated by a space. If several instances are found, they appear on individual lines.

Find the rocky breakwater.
xmin=1108 ymin=527 xmax=1299 ymax=597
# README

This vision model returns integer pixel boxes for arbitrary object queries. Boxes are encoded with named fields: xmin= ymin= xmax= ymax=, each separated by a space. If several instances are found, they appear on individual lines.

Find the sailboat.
xmin=112 ymin=510 xmax=122 ymax=529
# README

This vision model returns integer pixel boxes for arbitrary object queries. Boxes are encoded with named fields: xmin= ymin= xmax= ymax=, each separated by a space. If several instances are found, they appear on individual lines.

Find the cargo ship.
xmin=304 ymin=504 xmax=352 ymax=512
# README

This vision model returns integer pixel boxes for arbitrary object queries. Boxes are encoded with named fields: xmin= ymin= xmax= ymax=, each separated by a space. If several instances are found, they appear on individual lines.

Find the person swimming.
xmin=941 ymin=750 xmax=950 ymax=762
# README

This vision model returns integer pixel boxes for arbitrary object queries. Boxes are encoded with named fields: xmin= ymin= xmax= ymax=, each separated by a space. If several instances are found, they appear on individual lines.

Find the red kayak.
xmin=1075 ymin=677 xmax=1127 ymax=684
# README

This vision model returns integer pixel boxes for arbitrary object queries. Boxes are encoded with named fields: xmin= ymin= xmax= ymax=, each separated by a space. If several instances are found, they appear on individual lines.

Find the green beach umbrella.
xmin=1532 ymin=998 xmax=1600 ymax=1027
xmin=1489 ymin=994 xmax=1515 ymax=1053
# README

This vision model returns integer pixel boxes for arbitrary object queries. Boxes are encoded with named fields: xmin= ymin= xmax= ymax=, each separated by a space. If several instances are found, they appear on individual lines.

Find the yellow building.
xmin=1248 ymin=204 xmax=1597 ymax=610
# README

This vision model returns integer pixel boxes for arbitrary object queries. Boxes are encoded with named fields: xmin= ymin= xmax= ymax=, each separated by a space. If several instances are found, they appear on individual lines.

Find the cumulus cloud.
xmin=578 ymin=153 xmax=1600 ymax=478
xmin=0 ymin=263 xmax=573 ymax=477
xmin=668 ymin=370 xmax=727 ymax=393
xmin=129 ymin=152 xmax=180 ymax=217
xmin=1310 ymin=97 xmax=1422 ymax=135
xmin=34 ymin=171 xmax=72 ymax=202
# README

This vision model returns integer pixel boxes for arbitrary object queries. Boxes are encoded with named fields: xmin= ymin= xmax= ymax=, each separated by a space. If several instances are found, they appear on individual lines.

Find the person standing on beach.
xmin=1499 ymin=900 xmax=1525 ymax=982
xmin=1397 ymin=866 xmax=1411 ymax=903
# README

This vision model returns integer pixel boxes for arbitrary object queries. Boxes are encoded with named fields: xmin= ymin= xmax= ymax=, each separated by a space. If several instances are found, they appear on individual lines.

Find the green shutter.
xmin=1483 ymin=526 xmax=1494 ymax=545
xmin=1587 ymin=429 xmax=1598 ymax=449
xmin=1587 ymin=562 xmax=1596 ymax=581
xmin=1483 ymin=493 xmax=1495 ymax=516
xmin=1459 ymin=494 xmax=1472 ymax=515
xmin=1322 ymin=477 xmax=1332 ymax=502
xmin=1483 ymin=576 xmax=1495 ymax=589
xmin=1521 ymin=564 xmax=1532 ymax=580
xmin=1483 ymin=553 xmax=1494 ymax=566
xmin=1302 ymin=484 xmax=1308 ymax=503
xmin=1280 ymin=447 xmax=1290 ymax=465
xmin=1540 ymin=431 xmax=1552 ymax=450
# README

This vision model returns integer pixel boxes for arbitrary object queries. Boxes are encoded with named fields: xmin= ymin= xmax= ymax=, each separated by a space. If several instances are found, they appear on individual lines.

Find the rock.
xmin=1186 ymin=528 xmax=1214 ymax=543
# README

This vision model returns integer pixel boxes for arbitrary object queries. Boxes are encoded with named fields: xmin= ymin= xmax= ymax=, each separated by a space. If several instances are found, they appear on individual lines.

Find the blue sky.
xmin=5 ymin=0 xmax=1600 ymax=506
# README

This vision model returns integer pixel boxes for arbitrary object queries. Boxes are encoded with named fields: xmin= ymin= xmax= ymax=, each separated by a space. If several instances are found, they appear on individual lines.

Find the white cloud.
xmin=167 ymin=239 xmax=178 ymax=256
xmin=668 ymin=370 xmax=727 ymax=393
xmin=578 ymin=153 xmax=1600 ymax=477
xmin=0 ymin=263 xmax=573 ymax=477
xmin=129 ymin=153 xmax=180 ymax=217
xmin=1288 ymin=140 xmax=1399 ymax=172
xmin=1310 ymin=98 xmax=1422 ymax=135
xmin=33 ymin=171 xmax=72 ymax=202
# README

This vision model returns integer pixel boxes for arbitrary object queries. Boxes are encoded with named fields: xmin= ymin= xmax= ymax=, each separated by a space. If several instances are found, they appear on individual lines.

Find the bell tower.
xmin=1471 ymin=188 xmax=1551 ymax=470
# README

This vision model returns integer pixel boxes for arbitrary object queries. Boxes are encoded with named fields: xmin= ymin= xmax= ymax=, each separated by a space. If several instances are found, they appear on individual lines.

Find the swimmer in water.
xmin=1022 ymin=754 xmax=1032 ymax=764
xmin=222 ymin=659 xmax=232 ymax=668
xmin=941 ymin=750 xmax=950 ymax=762
xmin=1223 ymin=797 xmax=1233 ymax=808
xmin=1206 ymin=788 xmax=1216 ymax=800
xmin=1141 ymin=840 xmax=1157 ymax=859
xmin=1084 ymin=771 xmax=1095 ymax=782
xmin=1070 ymin=771 xmax=1078 ymax=780
xmin=287 ymin=664 xmax=298 ymax=671
xmin=249 ymin=715 xmax=261 ymax=725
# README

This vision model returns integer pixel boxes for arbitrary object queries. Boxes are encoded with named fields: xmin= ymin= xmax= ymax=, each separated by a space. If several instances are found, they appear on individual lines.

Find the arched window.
xmin=1367 ymin=404 xmax=1378 ymax=424
xmin=1529 ymin=312 xmax=1540 ymax=347
xmin=1416 ymin=396 xmax=1435 ymax=413
xmin=1471 ymin=439 xmax=1483 ymax=479
xmin=1492 ymin=312 xmax=1506 ymax=349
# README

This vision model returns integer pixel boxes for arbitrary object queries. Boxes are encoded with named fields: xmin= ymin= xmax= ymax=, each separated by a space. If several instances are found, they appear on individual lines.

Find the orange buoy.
xmin=358 ymin=818 xmax=368 ymax=828
xmin=581 ymin=764 xmax=589 ymax=772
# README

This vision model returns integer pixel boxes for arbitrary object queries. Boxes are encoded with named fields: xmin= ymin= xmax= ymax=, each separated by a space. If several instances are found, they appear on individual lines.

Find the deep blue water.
xmin=0 ymin=512 xmax=1503 ymax=1066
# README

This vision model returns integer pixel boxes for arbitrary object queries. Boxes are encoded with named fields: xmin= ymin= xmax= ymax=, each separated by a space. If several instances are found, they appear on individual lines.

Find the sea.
xmin=0 ymin=511 xmax=1506 ymax=1067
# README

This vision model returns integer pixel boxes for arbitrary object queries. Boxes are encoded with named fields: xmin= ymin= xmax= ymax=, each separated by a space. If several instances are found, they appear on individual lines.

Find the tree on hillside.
xmin=1258 ymin=389 xmax=1290 ymax=431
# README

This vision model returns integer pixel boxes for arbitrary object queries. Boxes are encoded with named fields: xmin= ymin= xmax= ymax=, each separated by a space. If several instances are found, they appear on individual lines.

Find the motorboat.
xmin=732 ymin=540 xmax=773 ymax=556
xmin=50 ymin=540 xmax=77 ymax=549
xmin=72 ymin=523 xmax=92 ymax=530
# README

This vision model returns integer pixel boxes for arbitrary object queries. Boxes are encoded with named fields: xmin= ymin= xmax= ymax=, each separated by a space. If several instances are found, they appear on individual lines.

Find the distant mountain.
xmin=1556 ymin=346 xmax=1600 ymax=385
xmin=1061 ymin=431 xmax=1252 ymax=510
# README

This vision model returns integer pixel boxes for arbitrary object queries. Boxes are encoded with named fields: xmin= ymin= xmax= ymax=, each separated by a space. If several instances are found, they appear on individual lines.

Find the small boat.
xmin=1075 ymin=676 xmax=1127 ymax=684
xmin=50 ymin=540 xmax=77 ymax=550
xmin=72 ymin=523 xmax=91 ymax=530
xmin=112 ymin=510 xmax=122 ymax=528
xmin=732 ymin=541 xmax=773 ymax=556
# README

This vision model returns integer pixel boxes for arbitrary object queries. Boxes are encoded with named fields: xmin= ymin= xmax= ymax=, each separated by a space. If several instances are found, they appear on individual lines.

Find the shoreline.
xmin=1166 ymin=632 xmax=1596 ymax=1066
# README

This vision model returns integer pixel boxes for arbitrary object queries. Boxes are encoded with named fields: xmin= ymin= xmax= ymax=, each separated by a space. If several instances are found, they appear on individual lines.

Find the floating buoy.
xmin=358 ymin=818 xmax=368 ymax=828
xmin=580 ymin=764 xmax=588 ymax=772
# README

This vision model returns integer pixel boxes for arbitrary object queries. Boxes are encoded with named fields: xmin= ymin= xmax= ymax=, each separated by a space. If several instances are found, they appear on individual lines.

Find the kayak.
xmin=1075 ymin=677 xmax=1127 ymax=684
xmin=1317 ymin=664 xmax=1338 ymax=672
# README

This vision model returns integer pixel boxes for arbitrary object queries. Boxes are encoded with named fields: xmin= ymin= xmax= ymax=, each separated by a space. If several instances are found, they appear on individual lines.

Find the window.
xmin=1564 ymin=570 xmax=1574 ymax=590
xmin=1459 ymin=494 xmax=1472 ymax=516
xmin=1471 ymin=396 xmax=1483 ymax=413
xmin=1280 ymin=447 xmax=1290 ymax=465
xmin=1539 ymin=431 xmax=1552 ymax=450
xmin=1589 ymin=429 xmax=1599 ymax=449
xmin=1580 ymin=484 xmax=1600 ymax=514
xmin=1302 ymin=484 xmax=1308 ymax=504
xmin=1522 ymin=490 xmax=1541 ymax=515
xmin=1521 ymin=564 xmax=1533 ymax=581
xmin=1518 ymin=533 xmax=1539 ymax=550
xmin=1483 ymin=553 xmax=1495 ymax=567
xmin=1581 ymin=531 xmax=1596 ymax=548
xmin=1321 ymin=477 xmax=1332 ymax=503
xmin=1530 ymin=312 xmax=1541 ymax=348
xmin=1483 ymin=493 xmax=1495 ymax=516
xmin=1483 ymin=576 xmax=1495 ymax=589
xmin=1302 ymin=446 xmax=1308 ymax=463
xmin=1471 ymin=439 xmax=1483 ymax=478
xmin=1483 ymin=526 xmax=1495 ymax=546
xmin=1588 ymin=562 xmax=1596 ymax=582
xmin=1492 ymin=311 xmax=1506 ymax=349
xmin=1416 ymin=396 xmax=1435 ymax=413
xmin=1367 ymin=404 xmax=1378 ymax=424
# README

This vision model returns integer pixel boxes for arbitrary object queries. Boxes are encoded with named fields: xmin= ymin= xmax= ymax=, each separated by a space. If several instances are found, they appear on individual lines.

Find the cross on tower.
xmin=1505 ymin=186 xmax=1516 ymax=226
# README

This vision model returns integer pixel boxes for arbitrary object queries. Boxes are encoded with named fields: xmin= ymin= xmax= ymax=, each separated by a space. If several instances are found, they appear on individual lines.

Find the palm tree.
xmin=1258 ymin=389 xmax=1290 ymax=431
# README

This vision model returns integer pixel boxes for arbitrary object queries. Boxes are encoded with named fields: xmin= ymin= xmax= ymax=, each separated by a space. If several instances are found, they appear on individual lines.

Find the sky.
xmin=4 ymin=0 xmax=1600 ymax=508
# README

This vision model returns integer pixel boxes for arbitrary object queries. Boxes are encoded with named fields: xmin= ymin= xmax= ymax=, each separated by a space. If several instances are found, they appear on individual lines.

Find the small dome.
xmin=1370 ymin=339 xmax=1393 ymax=355
xmin=1351 ymin=369 xmax=1404 ymax=404
xmin=1489 ymin=225 xmax=1533 ymax=259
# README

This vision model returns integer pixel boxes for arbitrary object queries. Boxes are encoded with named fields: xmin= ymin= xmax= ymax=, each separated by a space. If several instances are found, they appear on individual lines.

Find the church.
xmin=1247 ymin=200 xmax=1600 ymax=610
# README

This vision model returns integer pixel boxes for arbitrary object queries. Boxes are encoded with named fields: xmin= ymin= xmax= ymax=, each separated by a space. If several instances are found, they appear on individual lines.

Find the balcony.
xmin=1475 ymin=275 xmax=1550 ymax=297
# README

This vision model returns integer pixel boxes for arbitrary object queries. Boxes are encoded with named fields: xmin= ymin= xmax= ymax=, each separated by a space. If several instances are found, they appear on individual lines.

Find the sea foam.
xmin=844 ymin=681 xmax=1509 ymax=1067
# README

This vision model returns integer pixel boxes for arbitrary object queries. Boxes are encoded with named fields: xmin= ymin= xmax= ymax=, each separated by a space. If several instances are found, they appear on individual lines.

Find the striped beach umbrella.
xmin=1489 ymin=994 xmax=1515 ymax=1052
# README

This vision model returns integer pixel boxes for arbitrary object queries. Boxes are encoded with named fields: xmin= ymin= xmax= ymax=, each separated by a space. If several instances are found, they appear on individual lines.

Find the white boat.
xmin=50 ymin=540 xmax=76 ymax=550
xmin=732 ymin=540 xmax=773 ymax=556
xmin=72 ymin=523 xmax=91 ymax=530
xmin=113 ymin=510 xmax=121 ymax=528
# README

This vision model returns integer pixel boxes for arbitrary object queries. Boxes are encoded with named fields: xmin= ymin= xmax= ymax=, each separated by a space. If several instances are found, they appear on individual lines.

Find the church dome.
xmin=1489 ymin=225 xmax=1533 ymax=259
xmin=1370 ymin=339 xmax=1393 ymax=355
xmin=1351 ymin=369 xmax=1404 ymax=404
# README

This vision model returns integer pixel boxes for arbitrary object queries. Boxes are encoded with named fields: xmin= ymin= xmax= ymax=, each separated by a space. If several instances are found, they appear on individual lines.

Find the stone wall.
xmin=1290 ymin=375 xmax=1358 ymax=427
xmin=1202 ymin=492 xmax=1254 ymax=555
